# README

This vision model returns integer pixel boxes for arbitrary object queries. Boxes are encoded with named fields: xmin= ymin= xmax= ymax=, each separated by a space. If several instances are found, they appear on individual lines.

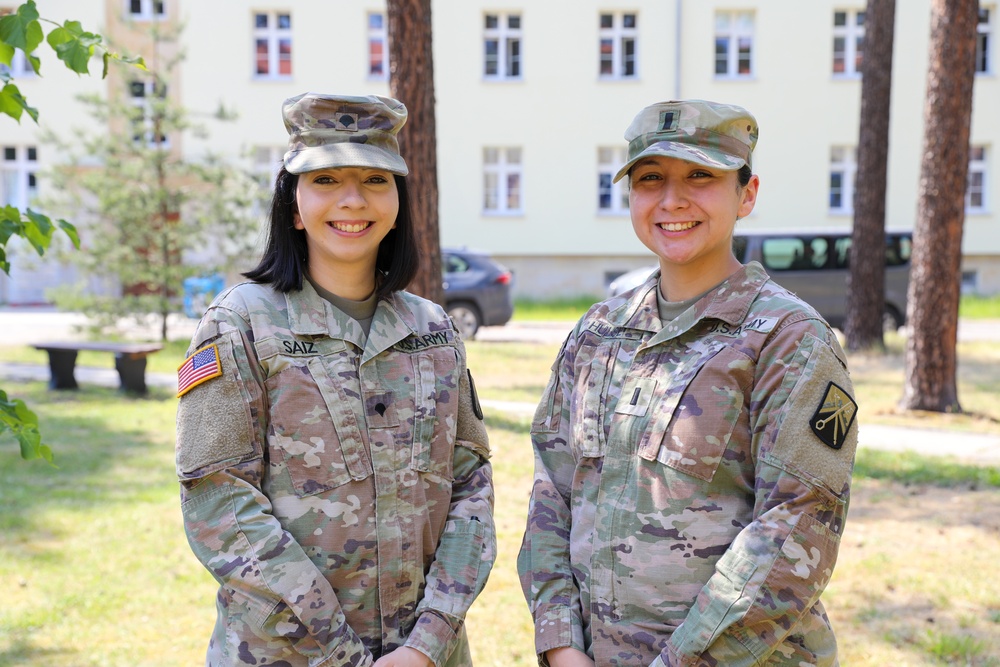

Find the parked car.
xmin=606 ymin=229 xmax=913 ymax=331
xmin=443 ymin=247 xmax=514 ymax=338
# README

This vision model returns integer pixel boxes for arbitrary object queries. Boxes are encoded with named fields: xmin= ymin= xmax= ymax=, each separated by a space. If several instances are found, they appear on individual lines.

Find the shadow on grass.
xmin=0 ymin=381 xmax=177 ymax=542
xmin=0 ymin=639 xmax=76 ymax=667
xmin=484 ymin=411 xmax=532 ymax=435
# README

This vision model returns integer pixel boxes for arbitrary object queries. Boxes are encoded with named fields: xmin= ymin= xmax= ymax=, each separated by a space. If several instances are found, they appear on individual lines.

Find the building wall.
xmin=1 ymin=0 xmax=998 ymax=303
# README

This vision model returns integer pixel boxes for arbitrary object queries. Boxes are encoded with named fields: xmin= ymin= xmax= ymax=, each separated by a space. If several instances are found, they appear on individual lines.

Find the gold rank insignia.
xmin=809 ymin=381 xmax=858 ymax=449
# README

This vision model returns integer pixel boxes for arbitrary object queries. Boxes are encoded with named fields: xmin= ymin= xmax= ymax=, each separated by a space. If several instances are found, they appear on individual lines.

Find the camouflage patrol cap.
xmin=282 ymin=92 xmax=409 ymax=176
xmin=613 ymin=99 xmax=758 ymax=183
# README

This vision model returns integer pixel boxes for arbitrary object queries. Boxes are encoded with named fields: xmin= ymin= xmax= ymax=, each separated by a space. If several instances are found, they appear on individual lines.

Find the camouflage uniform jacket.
xmin=518 ymin=262 xmax=858 ymax=666
xmin=176 ymin=280 xmax=495 ymax=667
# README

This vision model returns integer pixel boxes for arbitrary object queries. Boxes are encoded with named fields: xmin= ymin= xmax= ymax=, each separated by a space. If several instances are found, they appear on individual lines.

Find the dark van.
xmin=607 ymin=229 xmax=912 ymax=331
xmin=734 ymin=229 xmax=912 ymax=330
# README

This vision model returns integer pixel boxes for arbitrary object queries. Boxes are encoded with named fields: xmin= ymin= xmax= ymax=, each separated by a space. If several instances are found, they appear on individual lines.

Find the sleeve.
xmin=405 ymin=337 xmax=497 ymax=666
xmin=658 ymin=320 xmax=858 ymax=667
xmin=175 ymin=306 xmax=375 ymax=667
xmin=517 ymin=334 xmax=588 ymax=663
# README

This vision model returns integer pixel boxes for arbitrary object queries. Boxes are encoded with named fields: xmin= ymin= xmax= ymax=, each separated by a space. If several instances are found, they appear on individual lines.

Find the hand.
xmin=373 ymin=646 xmax=434 ymax=667
xmin=545 ymin=646 xmax=596 ymax=667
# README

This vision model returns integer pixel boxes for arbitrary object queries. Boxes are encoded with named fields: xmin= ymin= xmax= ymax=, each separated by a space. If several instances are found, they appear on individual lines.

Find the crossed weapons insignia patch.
xmin=809 ymin=382 xmax=858 ymax=450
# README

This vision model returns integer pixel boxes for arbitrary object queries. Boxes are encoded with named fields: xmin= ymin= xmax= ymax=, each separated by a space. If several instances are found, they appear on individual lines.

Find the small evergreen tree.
xmin=44 ymin=23 xmax=261 ymax=342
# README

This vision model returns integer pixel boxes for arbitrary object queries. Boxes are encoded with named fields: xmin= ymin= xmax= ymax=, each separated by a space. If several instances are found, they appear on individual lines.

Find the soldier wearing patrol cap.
xmin=519 ymin=100 xmax=858 ymax=666
xmin=176 ymin=93 xmax=495 ymax=667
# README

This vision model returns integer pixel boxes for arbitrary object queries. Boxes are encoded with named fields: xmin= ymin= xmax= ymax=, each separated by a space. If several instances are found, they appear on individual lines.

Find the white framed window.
xmin=832 ymin=9 xmax=865 ymax=76
xmin=251 ymin=146 xmax=284 ymax=191
xmin=597 ymin=146 xmax=629 ymax=215
xmin=1 ymin=145 xmax=37 ymax=209
xmin=483 ymin=147 xmax=523 ymax=214
xmin=976 ymin=7 xmax=993 ymax=74
xmin=368 ymin=12 xmax=388 ymax=80
xmin=967 ymin=145 xmax=988 ymax=212
xmin=253 ymin=11 xmax=292 ymax=79
xmin=129 ymin=79 xmax=169 ymax=147
xmin=599 ymin=12 xmax=637 ymax=79
xmin=715 ymin=11 xmax=754 ymax=78
xmin=126 ymin=0 xmax=164 ymax=20
xmin=484 ymin=13 xmax=522 ymax=79
xmin=829 ymin=146 xmax=856 ymax=213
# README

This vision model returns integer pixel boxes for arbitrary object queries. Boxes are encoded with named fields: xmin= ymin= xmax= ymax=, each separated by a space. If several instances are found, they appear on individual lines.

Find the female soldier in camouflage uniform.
xmin=519 ymin=100 xmax=858 ymax=666
xmin=176 ymin=93 xmax=495 ymax=667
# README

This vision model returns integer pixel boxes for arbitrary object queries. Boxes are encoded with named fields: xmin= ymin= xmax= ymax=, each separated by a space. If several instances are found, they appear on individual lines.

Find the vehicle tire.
xmin=447 ymin=301 xmax=482 ymax=340
xmin=883 ymin=304 xmax=904 ymax=333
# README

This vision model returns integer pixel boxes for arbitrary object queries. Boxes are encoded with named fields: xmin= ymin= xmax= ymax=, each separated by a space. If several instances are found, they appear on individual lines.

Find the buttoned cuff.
xmin=404 ymin=610 xmax=462 ymax=667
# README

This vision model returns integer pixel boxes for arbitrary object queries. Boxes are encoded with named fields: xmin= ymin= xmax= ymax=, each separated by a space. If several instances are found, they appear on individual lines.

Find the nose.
xmin=658 ymin=178 xmax=689 ymax=210
xmin=337 ymin=180 xmax=367 ymax=208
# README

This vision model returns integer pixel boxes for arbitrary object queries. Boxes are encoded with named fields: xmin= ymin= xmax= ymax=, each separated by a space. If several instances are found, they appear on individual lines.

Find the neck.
xmin=306 ymin=262 xmax=377 ymax=301
xmin=658 ymin=254 xmax=743 ymax=301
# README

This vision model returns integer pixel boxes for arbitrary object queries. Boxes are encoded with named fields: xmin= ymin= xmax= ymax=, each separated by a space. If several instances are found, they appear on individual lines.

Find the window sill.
xmin=252 ymin=75 xmax=294 ymax=82
xmin=482 ymin=76 xmax=525 ymax=83
xmin=482 ymin=210 xmax=525 ymax=218
xmin=831 ymin=73 xmax=862 ymax=80
xmin=713 ymin=74 xmax=756 ymax=82
xmin=598 ymin=75 xmax=640 ymax=82
xmin=828 ymin=209 xmax=853 ymax=216
xmin=597 ymin=210 xmax=630 ymax=218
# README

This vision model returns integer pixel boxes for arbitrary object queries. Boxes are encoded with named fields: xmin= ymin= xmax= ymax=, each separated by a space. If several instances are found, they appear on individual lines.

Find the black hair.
xmin=243 ymin=167 xmax=419 ymax=300
xmin=737 ymin=164 xmax=753 ymax=188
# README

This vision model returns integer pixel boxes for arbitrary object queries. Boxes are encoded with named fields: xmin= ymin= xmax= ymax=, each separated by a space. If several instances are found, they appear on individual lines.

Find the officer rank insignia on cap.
xmin=333 ymin=113 xmax=358 ymax=131
xmin=177 ymin=344 xmax=222 ymax=398
xmin=809 ymin=382 xmax=858 ymax=449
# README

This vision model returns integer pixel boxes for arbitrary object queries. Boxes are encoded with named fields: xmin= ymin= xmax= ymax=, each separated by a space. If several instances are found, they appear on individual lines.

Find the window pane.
xmin=736 ymin=12 xmax=753 ymax=31
xmin=155 ymin=1 xmax=164 ymax=15
xmin=130 ymin=80 xmax=146 ymax=97
xmin=508 ymin=39 xmax=520 ymax=77
xmin=484 ymin=173 xmax=498 ymax=209
xmin=27 ymin=146 xmax=36 ymax=161
xmin=623 ymin=38 xmax=635 ymax=76
xmin=715 ymin=38 xmax=729 ymax=75
xmin=130 ymin=0 xmax=143 ymax=14
xmin=856 ymin=11 xmax=866 ymax=26
xmin=507 ymin=173 xmax=521 ymax=209
xmin=834 ymin=11 xmax=846 ymax=27
xmin=599 ymin=173 xmax=612 ymax=209
xmin=4 ymin=147 xmax=15 ymax=161
xmin=971 ymin=146 xmax=986 ymax=160
xmin=856 ymin=36 xmax=864 ymax=72
xmin=598 ymin=147 xmax=612 ymax=163
xmin=600 ymin=39 xmax=613 ymax=75
xmin=485 ymin=14 xmax=498 ymax=29
xmin=279 ymin=40 xmax=292 ymax=75
xmin=600 ymin=14 xmax=613 ymax=29
xmin=623 ymin=13 xmax=636 ymax=29
xmin=485 ymin=40 xmax=498 ymax=75
xmin=255 ymin=13 xmax=267 ymax=28
xmin=738 ymin=38 xmax=752 ymax=74
xmin=483 ymin=148 xmax=498 ymax=164
xmin=369 ymin=13 xmax=383 ymax=29
xmin=507 ymin=147 xmax=522 ymax=164
xmin=278 ymin=14 xmax=291 ymax=29
xmin=256 ymin=40 xmax=269 ymax=75
xmin=508 ymin=15 xmax=520 ymax=30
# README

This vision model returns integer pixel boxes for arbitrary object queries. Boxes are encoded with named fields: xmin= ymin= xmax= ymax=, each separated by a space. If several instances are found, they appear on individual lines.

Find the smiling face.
xmin=628 ymin=155 xmax=759 ymax=300
xmin=293 ymin=166 xmax=399 ymax=297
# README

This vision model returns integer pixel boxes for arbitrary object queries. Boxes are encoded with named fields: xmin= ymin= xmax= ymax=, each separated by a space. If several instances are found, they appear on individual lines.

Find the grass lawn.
xmin=2 ymin=336 xmax=1000 ymax=665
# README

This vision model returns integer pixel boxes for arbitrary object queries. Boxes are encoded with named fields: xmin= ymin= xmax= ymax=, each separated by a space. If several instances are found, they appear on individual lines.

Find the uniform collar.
xmin=608 ymin=262 xmax=771 ymax=343
xmin=284 ymin=281 xmax=417 ymax=358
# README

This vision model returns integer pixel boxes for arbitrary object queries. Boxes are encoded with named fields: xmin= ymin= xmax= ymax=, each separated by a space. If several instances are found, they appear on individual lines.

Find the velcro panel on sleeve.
xmin=765 ymin=334 xmax=858 ymax=496
xmin=455 ymin=368 xmax=490 ymax=459
xmin=176 ymin=332 xmax=256 ymax=478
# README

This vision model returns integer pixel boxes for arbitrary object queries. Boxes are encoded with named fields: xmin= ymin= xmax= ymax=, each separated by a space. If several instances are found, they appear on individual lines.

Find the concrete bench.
xmin=31 ymin=341 xmax=164 ymax=395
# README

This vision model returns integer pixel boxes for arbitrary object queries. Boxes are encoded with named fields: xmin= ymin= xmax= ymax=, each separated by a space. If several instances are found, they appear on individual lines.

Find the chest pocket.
xmin=367 ymin=346 xmax=459 ymax=481
xmin=262 ymin=337 xmax=372 ymax=497
xmin=637 ymin=344 xmax=752 ymax=482
xmin=570 ymin=341 xmax=620 ymax=458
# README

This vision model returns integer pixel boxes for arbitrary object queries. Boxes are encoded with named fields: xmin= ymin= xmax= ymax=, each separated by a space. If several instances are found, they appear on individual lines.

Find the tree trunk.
xmin=845 ymin=0 xmax=895 ymax=351
xmin=901 ymin=0 xmax=978 ymax=412
xmin=387 ymin=0 xmax=443 ymax=305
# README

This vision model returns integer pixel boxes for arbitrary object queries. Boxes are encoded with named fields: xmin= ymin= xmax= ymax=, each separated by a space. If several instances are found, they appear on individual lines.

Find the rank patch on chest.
xmin=809 ymin=381 xmax=858 ymax=449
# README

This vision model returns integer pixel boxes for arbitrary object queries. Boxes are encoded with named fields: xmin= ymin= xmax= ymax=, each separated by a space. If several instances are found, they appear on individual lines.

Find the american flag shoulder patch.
xmin=177 ymin=344 xmax=223 ymax=398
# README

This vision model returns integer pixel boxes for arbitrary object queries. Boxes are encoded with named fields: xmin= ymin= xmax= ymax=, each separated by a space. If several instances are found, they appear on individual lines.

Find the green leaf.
xmin=0 ymin=82 xmax=38 ymax=122
xmin=0 ymin=1 xmax=40 ymax=52
xmin=57 ymin=218 xmax=81 ymax=249
xmin=27 ymin=52 xmax=40 ymax=75
xmin=0 ymin=246 xmax=8 ymax=275
xmin=47 ymin=21 xmax=102 ymax=75
xmin=0 ymin=41 xmax=13 ymax=67
xmin=20 ymin=209 xmax=54 ymax=254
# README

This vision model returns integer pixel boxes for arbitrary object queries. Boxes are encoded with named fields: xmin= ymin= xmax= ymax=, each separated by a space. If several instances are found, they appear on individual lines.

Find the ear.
xmin=293 ymin=210 xmax=304 ymax=230
xmin=738 ymin=174 xmax=760 ymax=219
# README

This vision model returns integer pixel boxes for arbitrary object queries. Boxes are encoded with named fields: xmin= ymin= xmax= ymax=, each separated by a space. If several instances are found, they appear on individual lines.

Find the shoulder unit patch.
xmin=809 ymin=381 xmax=858 ymax=450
